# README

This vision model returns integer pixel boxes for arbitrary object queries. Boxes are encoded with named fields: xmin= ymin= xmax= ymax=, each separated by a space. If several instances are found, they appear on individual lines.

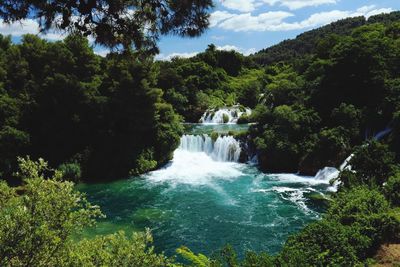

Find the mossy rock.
xmin=222 ymin=114 xmax=230 ymax=123
xmin=210 ymin=132 xmax=219 ymax=142
xmin=307 ymin=192 xmax=331 ymax=208
xmin=209 ymin=111 xmax=215 ymax=120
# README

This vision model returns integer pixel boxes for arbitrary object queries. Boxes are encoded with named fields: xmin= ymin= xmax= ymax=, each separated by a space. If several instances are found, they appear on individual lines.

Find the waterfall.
xmin=200 ymin=106 xmax=251 ymax=124
xmin=179 ymin=134 xmax=241 ymax=162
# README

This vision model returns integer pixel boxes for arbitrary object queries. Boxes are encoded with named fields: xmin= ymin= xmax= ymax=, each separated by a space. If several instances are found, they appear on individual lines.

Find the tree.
xmin=0 ymin=0 xmax=213 ymax=53
xmin=327 ymin=187 xmax=396 ymax=246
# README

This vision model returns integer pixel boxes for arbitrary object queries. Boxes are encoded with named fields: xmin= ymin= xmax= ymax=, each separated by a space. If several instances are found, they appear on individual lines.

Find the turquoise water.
xmin=77 ymin=124 xmax=332 ymax=257
xmin=183 ymin=123 xmax=250 ymax=135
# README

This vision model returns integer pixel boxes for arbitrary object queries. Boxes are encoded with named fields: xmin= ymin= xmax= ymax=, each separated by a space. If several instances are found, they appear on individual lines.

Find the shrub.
xmin=237 ymin=114 xmax=250 ymax=124
xmin=130 ymin=149 xmax=158 ymax=176
xmin=0 ymin=157 xmax=102 ymax=266
xmin=0 ymin=157 xmax=176 ymax=266
xmin=69 ymin=230 xmax=173 ymax=267
xmin=58 ymin=162 xmax=82 ymax=182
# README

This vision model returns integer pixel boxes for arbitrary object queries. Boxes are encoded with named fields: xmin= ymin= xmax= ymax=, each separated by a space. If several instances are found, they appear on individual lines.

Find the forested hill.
xmin=251 ymin=11 xmax=400 ymax=66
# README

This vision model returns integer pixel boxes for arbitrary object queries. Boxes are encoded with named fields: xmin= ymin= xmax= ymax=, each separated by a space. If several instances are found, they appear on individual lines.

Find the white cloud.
xmin=210 ymin=10 xmax=236 ymax=27
xmin=221 ymin=0 xmax=261 ymax=12
xmin=156 ymin=51 xmax=199 ymax=61
xmin=0 ymin=19 xmax=38 ymax=36
xmin=212 ymin=5 xmax=393 ymax=32
xmin=261 ymin=0 xmax=338 ymax=10
xmin=216 ymin=11 xmax=294 ymax=31
xmin=0 ymin=19 xmax=65 ymax=40
xmin=217 ymin=45 xmax=257 ymax=55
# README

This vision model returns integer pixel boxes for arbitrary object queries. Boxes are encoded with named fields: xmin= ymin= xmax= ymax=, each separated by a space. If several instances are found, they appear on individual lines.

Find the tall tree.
xmin=0 ymin=0 xmax=213 ymax=53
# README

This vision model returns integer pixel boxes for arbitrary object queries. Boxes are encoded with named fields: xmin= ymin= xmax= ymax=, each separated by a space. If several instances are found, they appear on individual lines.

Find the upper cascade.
xmin=179 ymin=134 xmax=241 ymax=162
xmin=199 ymin=105 xmax=251 ymax=124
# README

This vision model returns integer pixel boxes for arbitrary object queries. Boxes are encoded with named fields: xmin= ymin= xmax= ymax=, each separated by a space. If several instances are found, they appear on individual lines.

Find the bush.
xmin=130 ymin=149 xmax=158 ymax=176
xmin=0 ymin=157 xmax=102 ymax=266
xmin=58 ymin=162 xmax=82 ymax=182
xmin=69 ymin=230 xmax=173 ymax=267
xmin=0 ymin=157 xmax=176 ymax=266
xmin=327 ymin=187 xmax=400 ymax=254
xmin=277 ymin=220 xmax=363 ymax=266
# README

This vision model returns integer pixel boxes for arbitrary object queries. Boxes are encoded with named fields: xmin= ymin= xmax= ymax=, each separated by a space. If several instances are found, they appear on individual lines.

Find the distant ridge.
xmin=251 ymin=11 xmax=400 ymax=66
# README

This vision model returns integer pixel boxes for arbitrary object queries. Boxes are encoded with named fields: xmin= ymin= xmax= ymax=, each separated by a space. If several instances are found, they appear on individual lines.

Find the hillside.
xmin=251 ymin=11 xmax=400 ymax=66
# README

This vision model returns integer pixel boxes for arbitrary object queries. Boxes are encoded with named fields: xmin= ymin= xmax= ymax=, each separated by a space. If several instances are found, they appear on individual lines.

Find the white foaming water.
xmin=179 ymin=134 xmax=241 ymax=162
xmin=252 ymin=186 xmax=315 ymax=214
xmin=146 ymin=150 xmax=243 ymax=186
xmin=315 ymin=167 xmax=340 ymax=182
xmin=270 ymin=173 xmax=331 ymax=186
xmin=146 ymin=134 xmax=243 ymax=185
xmin=200 ymin=106 xmax=252 ymax=124
xmin=310 ymin=154 xmax=355 ymax=192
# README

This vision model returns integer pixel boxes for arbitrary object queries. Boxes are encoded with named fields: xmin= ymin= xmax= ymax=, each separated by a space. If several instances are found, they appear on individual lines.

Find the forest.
xmin=0 ymin=2 xmax=400 ymax=266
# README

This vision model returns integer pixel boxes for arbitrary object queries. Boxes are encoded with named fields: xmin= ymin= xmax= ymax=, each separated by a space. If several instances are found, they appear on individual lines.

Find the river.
xmin=77 ymin=123 xmax=333 ymax=257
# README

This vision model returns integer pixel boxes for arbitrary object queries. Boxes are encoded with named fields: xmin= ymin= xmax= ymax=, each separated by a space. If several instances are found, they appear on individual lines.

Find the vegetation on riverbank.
xmin=0 ymin=34 xmax=182 ymax=183
xmin=1 ymin=6 xmax=400 ymax=266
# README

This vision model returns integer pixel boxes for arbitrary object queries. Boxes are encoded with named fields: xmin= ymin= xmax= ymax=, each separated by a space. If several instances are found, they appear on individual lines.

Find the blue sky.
xmin=0 ymin=0 xmax=399 ymax=59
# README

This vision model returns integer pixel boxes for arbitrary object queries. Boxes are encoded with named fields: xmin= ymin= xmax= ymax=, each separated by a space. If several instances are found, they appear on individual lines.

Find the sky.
xmin=1 ymin=0 xmax=399 ymax=59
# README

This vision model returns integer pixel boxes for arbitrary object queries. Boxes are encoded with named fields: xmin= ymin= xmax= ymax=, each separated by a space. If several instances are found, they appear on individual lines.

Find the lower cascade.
xmin=179 ymin=134 xmax=241 ymax=162
xmin=199 ymin=106 xmax=251 ymax=124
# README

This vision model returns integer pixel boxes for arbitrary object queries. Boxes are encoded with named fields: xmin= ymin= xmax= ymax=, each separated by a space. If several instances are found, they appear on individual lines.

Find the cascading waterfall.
xmin=200 ymin=106 xmax=252 ymax=124
xmin=179 ymin=134 xmax=241 ymax=162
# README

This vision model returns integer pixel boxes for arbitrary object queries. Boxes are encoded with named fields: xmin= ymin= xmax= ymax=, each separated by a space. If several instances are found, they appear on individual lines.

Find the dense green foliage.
xmin=0 ymin=34 xmax=182 ymax=183
xmin=156 ymin=44 xmax=264 ymax=122
xmin=248 ymin=17 xmax=400 ymax=175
